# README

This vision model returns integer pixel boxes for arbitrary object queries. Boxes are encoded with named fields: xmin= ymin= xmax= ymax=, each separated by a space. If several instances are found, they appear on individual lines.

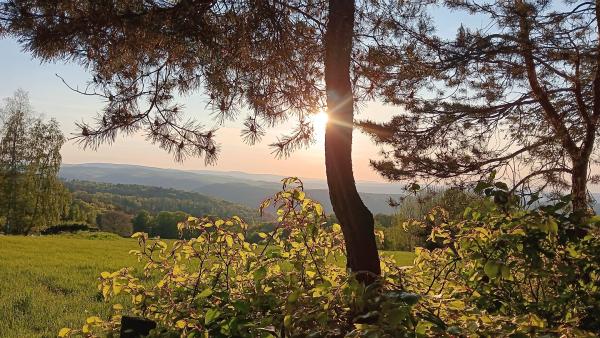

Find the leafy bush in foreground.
xmin=59 ymin=178 xmax=415 ymax=337
xmin=404 ymin=185 xmax=600 ymax=337
xmin=59 ymin=179 xmax=600 ymax=337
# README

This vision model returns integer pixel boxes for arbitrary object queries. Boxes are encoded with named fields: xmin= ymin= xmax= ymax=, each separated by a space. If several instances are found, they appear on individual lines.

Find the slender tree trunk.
xmin=324 ymin=0 xmax=381 ymax=283
xmin=571 ymin=156 xmax=590 ymax=216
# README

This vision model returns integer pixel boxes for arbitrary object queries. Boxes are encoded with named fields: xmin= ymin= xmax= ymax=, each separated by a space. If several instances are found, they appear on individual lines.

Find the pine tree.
xmin=0 ymin=0 xmax=428 ymax=280
xmin=359 ymin=1 xmax=600 ymax=216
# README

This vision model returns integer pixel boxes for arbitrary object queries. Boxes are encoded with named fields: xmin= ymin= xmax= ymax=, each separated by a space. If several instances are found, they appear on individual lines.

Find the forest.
xmin=1 ymin=0 xmax=600 ymax=337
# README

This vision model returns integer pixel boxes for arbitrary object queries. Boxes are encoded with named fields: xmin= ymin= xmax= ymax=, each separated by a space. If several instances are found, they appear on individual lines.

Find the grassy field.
xmin=0 ymin=233 xmax=414 ymax=338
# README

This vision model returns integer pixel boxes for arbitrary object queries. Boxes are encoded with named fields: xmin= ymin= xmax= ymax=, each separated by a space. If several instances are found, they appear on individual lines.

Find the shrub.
xmin=41 ymin=222 xmax=97 ymax=235
xmin=96 ymin=210 xmax=133 ymax=237
xmin=404 ymin=185 xmax=600 ymax=337
xmin=58 ymin=178 xmax=418 ymax=337
xmin=58 ymin=179 xmax=600 ymax=337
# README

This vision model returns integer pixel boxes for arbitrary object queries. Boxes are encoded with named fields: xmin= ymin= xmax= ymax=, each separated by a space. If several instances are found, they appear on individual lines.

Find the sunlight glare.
xmin=313 ymin=111 xmax=329 ymax=131
xmin=312 ymin=111 xmax=329 ymax=143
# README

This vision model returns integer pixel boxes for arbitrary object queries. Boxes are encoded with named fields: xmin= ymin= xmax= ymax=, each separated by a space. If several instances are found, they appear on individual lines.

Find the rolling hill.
xmin=60 ymin=163 xmax=404 ymax=214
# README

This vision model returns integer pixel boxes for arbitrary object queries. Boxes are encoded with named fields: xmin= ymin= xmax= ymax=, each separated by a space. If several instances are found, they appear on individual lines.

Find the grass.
xmin=0 ymin=233 xmax=414 ymax=338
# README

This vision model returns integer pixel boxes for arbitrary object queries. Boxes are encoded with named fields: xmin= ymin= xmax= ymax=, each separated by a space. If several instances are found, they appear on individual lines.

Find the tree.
xmin=359 ymin=1 xmax=600 ymax=216
xmin=0 ymin=0 xmax=426 ymax=279
xmin=132 ymin=210 xmax=152 ymax=234
xmin=25 ymin=117 xmax=70 ymax=229
xmin=0 ymin=90 xmax=29 ymax=233
xmin=0 ymin=90 xmax=69 ymax=233
xmin=96 ymin=210 xmax=133 ymax=237
xmin=151 ymin=211 xmax=188 ymax=239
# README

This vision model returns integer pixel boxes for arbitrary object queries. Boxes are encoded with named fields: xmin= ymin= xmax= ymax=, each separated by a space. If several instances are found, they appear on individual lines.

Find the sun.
xmin=311 ymin=111 xmax=329 ymax=142
xmin=312 ymin=110 xmax=329 ymax=131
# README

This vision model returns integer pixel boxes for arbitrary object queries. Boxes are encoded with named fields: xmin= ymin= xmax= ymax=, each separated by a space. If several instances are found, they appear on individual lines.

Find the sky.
xmin=0 ymin=6 xmax=476 ymax=183
xmin=0 ymin=38 xmax=400 ymax=182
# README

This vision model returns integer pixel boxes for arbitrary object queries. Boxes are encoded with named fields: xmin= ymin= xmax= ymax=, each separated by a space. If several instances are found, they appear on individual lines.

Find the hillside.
xmin=60 ymin=163 xmax=404 ymax=214
xmin=64 ymin=180 xmax=261 ymax=222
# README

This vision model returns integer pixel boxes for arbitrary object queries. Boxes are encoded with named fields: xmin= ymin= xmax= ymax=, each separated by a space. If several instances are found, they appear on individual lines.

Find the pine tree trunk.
xmin=324 ymin=0 xmax=381 ymax=283
xmin=571 ymin=157 xmax=590 ymax=216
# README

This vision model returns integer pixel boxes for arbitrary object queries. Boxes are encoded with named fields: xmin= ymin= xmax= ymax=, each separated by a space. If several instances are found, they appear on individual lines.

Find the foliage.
xmin=360 ymin=1 xmax=600 ymax=211
xmin=65 ymin=180 xmax=260 ymax=223
xmin=66 ymin=198 xmax=102 ymax=227
xmin=95 ymin=210 xmax=132 ymax=237
xmin=40 ymin=222 xmax=98 ymax=235
xmin=150 ymin=211 xmax=189 ymax=239
xmin=0 ymin=0 xmax=431 ymax=277
xmin=132 ymin=210 xmax=152 ymax=234
xmin=380 ymin=189 xmax=492 ymax=251
xmin=58 ymin=179 xmax=418 ymax=337
xmin=55 ymin=180 xmax=600 ymax=337
xmin=0 ymin=90 xmax=70 ymax=234
xmin=404 ymin=184 xmax=600 ymax=337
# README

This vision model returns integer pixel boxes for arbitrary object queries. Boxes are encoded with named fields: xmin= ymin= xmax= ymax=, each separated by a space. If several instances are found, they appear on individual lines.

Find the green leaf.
xmin=501 ymin=265 xmax=513 ymax=280
xmin=253 ymin=266 xmax=267 ymax=282
xmin=197 ymin=288 xmax=213 ymax=299
xmin=447 ymin=300 xmax=465 ymax=310
xmin=484 ymin=261 xmax=500 ymax=279
xmin=283 ymin=315 xmax=292 ymax=328
xmin=205 ymin=308 xmax=221 ymax=325
xmin=287 ymin=290 xmax=301 ymax=303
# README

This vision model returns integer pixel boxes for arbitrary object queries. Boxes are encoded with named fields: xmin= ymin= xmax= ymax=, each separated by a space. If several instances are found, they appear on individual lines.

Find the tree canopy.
xmin=359 ymin=1 xmax=600 ymax=213
xmin=0 ymin=0 xmax=429 ymax=279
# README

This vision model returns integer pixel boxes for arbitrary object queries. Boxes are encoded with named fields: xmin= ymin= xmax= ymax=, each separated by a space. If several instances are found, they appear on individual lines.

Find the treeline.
xmin=65 ymin=180 xmax=259 ymax=221
xmin=63 ymin=180 xmax=261 ymax=238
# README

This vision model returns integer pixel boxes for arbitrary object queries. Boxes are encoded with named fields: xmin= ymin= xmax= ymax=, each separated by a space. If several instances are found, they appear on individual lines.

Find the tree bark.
xmin=571 ymin=156 xmax=590 ymax=216
xmin=324 ymin=0 xmax=381 ymax=283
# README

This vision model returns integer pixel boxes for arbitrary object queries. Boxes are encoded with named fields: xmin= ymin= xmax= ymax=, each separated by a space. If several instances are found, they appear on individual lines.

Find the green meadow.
xmin=0 ymin=233 xmax=414 ymax=338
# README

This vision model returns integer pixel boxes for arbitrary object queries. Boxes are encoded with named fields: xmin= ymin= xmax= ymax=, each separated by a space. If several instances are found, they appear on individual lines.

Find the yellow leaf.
xmin=100 ymin=271 xmax=111 ymax=279
xmin=215 ymin=220 xmax=225 ymax=227
xmin=113 ymin=304 xmax=123 ymax=311
xmin=176 ymin=320 xmax=186 ymax=329
xmin=86 ymin=316 xmax=102 ymax=325
xmin=82 ymin=324 xmax=90 ymax=333
xmin=332 ymin=223 xmax=341 ymax=233
xmin=58 ymin=328 xmax=71 ymax=337
xmin=314 ymin=204 xmax=323 ymax=215
xmin=448 ymin=300 xmax=465 ymax=310
xmin=225 ymin=235 xmax=233 ymax=247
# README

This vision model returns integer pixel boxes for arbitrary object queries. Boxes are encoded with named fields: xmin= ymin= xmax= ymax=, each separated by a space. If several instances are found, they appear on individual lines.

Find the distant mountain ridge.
xmin=60 ymin=163 xmax=404 ymax=214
